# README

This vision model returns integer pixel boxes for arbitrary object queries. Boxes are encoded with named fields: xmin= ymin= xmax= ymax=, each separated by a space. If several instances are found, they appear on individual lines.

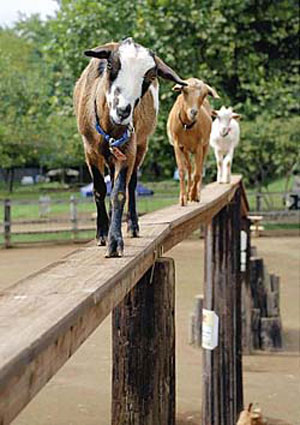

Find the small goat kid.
xmin=210 ymin=106 xmax=241 ymax=184
xmin=74 ymin=38 xmax=186 ymax=257
xmin=167 ymin=78 xmax=220 ymax=206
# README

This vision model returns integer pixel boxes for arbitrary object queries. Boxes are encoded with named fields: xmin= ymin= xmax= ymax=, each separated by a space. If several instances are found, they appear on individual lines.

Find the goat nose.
xmin=190 ymin=109 xmax=197 ymax=117
xmin=116 ymin=104 xmax=131 ymax=120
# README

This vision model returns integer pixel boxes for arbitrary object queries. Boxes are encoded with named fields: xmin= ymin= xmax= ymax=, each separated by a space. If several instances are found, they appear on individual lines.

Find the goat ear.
xmin=206 ymin=84 xmax=220 ymax=99
xmin=172 ymin=84 xmax=185 ymax=92
xmin=232 ymin=113 xmax=241 ymax=120
xmin=155 ymin=56 xmax=187 ymax=86
xmin=84 ymin=42 xmax=118 ymax=59
xmin=211 ymin=109 xmax=218 ymax=117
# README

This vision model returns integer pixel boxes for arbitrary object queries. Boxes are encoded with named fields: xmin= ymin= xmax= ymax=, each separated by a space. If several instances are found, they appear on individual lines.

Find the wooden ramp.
xmin=0 ymin=175 xmax=248 ymax=425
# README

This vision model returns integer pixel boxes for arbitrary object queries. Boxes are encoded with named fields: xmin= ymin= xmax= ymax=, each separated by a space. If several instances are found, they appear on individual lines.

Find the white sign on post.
xmin=202 ymin=309 xmax=219 ymax=350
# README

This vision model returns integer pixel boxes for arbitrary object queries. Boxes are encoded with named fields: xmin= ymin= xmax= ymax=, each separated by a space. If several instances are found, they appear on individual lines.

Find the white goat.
xmin=210 ymin=106 xmax=241 ymax=184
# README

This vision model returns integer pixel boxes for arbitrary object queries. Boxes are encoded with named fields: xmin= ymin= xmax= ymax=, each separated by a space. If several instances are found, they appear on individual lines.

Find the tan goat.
xmin=236 ymin=403 xmax=265 ymax=425
xmin=167 ymin=78 xmax=219 ymax=206
xmin=74 ymin=37 xmax=186 ymax=257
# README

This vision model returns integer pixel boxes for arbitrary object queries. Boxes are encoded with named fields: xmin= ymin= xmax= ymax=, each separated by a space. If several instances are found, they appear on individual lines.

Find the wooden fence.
xmin=1 ymin=196 xmax=96 ymax=247
xmin=0 ymin=175 xmax=249 ymax=425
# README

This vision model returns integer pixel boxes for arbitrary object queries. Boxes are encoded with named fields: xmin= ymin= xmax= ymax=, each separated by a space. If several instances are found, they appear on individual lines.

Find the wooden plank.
xmin=0 ymin=175 xmax=248 ymax=425
xmin=0 ymin=223 xmax=169 ymax=425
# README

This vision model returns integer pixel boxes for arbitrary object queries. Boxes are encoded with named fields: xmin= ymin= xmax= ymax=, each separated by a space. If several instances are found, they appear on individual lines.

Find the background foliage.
xmin=0 ymin=0 xmax=299 ymax=189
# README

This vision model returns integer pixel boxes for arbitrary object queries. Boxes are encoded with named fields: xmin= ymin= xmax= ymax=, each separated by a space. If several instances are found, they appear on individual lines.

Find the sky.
xmin=0 ymin=0 xmax=59 ymax=27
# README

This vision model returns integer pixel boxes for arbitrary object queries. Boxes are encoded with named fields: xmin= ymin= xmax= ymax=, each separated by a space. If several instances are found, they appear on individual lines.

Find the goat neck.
xmin=178 ymin=103 xmax=197 ymax=130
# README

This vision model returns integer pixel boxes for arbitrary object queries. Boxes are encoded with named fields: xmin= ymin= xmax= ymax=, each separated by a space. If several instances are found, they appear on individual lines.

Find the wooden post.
xmin=70 ymin=196 xmax=78 ymax=241
xmin=250 ymin=257 xmax=267 ymax=317
xmin=4 ymin=199 xmax=11 ymax=248
xmin=241 ymin=218 xmax=253 ymax=353
xmin=260 ymin=317 xmax=283 ymax=350
xmin=112 ymin=257 xmax=175 ymax=425
xmin=194 ymin=294 xmax=204 ymax=347
xmin=202 ymin=189 xmax=243 ymax=425
xmin=256 ymin=193 xmax=262 ymax=211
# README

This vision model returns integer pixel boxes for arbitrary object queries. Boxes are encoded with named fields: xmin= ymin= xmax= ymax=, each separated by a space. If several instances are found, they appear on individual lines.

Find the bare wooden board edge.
xmin=0 ymin=176 xmax=249 ymax=425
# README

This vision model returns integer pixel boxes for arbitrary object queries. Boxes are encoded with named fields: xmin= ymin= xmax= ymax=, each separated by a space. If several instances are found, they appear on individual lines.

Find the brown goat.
xmin=74 ymin=38 xmax=186 ymax=257
xmin=167 ymin=78 xmax=219 ymax=206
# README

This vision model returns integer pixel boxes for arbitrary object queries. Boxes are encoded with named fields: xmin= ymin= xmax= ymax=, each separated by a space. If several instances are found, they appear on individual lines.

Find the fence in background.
xmin=0 ymin=195 xmax=175 ymax=247
xmin=1 ymin=191 xmax=298 ymax=248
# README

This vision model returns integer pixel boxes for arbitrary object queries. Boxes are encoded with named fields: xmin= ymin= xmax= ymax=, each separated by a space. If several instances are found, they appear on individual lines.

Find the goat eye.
xmin=107 ymin=61 xmax=112 ymax=71
xmin=145 ymin=69 xmax=156 ymax=81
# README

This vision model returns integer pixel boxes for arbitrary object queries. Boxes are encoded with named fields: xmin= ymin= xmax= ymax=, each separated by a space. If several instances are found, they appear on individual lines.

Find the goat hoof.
xmin=105 ymin=237 xmax=124 ymax=258
xmin=180 ymin=196 xmax=187 ymax=206
xmin=105 ymin=249 xmax=123 ymax=258
xmin=127 ymin=220 xmax=139 ymax=238
xmin=128 ymin=226 xmax=139 ymax=238
xmin=97 ymin=236 xmax=107 ymax=246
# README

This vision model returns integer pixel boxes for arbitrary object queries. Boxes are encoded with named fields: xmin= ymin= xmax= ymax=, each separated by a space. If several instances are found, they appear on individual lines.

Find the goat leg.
xmin=106 ymin=166 xmax=127 ymax=257
xmin=91 ymin=165 xmax=109 ymax=246
xmin=127 ymin=169 xmax=139 ymax=237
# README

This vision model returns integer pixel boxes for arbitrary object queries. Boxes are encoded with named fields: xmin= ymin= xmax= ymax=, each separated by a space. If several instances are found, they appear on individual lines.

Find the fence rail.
xmin=0 ymin=175 xmax=248 ymax=425
xmin=0 ymin=195 xmax=181 ymax=247
xmin=1 ymin=189 xmax=298 ymax=247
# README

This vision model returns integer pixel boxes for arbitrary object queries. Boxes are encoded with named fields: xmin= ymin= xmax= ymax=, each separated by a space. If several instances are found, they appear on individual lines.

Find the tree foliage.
xmin=0 ymin=0 xmax=299 ymax=187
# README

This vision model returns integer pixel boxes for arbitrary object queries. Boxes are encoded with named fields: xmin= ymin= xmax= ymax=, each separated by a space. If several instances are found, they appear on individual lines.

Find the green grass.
xmin=0 ymin=230 xmax=96 ymax=245
xmin=0 ymin=177 xmax=297 ymax=246
xmin=264 ymin=222 xmax=299 ymax=231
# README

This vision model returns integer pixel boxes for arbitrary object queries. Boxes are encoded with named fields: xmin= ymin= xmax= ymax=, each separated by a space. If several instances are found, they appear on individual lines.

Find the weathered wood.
xmin=112 ymin=258 xmax=175 ymax=425
xmin=0 ymin=223 xmax=169 ymax=425
xmin=260 ymin=317 xmax=283 ymax=351
xmin=0 ymin=175 xmax=248 ymax=425
xmin=270 ymin=274 xmax=280 ymax=295
xmin=241 ymin=218 xmax=253 ymax=354
xmin=202 ymin=221 xmax=214 ymax=424
xmin=232 ymin=190 xmax=243 ymax=416
xmin=142 ymin=175 xmax=248 ymax=253
xmin=194 ymin=294 xmax=204 ymax=347
xmin=188 ymin=313 xmax=196 ymax=345
xmin=251 ymin=308 xmax=261 ymax=350
xmin=70 ymin=195 xmax=78 ymax=240
xmin=4 ymin=199 xmax=11 ymax=248
xmin=250 ymin=257 xmax=267 ymax=317
xmin=202 ymin=190 xmax=243 ymax=425
xmin=266 ymin=290 xmax=280 ymax=317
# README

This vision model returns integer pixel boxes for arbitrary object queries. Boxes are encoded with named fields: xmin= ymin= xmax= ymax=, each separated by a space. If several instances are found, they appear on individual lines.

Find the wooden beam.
xmin=0 ymin=175 xmax=248 ymax=425
xmin=0 ymin=223 xmax=169 ymax=425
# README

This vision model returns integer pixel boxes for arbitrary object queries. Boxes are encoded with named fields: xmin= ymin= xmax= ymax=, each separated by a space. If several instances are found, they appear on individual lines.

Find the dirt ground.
xmin=0 ymin=237 xmax=299 ymax=425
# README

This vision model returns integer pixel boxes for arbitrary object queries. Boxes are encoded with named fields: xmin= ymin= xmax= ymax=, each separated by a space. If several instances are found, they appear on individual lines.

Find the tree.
xmin=1 ymin=0 xmax=299 ymax=186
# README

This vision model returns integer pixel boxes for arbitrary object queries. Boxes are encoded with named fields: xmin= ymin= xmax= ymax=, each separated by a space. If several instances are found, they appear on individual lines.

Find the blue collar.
xmin=94 ymin=102 xmax=132 ymax=149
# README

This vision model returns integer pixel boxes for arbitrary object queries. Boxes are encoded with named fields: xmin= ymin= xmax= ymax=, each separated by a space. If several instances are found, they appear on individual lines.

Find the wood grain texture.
xmin=202 ymin=190 xmax=243 ymax=425
xmin=0 ymin=175 xmax=248 ymax=425
xmin=112 ymin=258 xmax=175 ymax=425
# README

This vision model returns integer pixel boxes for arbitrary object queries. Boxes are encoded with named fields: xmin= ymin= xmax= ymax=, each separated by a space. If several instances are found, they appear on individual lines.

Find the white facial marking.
xmin=150 ymin=84 xmax=159 ymax=115
xmin=106 ymin=42 xmax=156 ymax=125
